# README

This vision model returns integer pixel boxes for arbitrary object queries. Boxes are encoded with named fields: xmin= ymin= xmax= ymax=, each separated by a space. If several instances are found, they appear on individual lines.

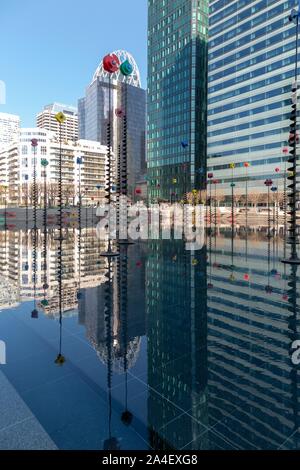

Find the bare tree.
xmin=62 ymin=184 xmax=75 ymax=206
xmin=247 ymin=191 xmax=261 ymax=208
xmin=47 ymin=182 xmax=59 ymax=207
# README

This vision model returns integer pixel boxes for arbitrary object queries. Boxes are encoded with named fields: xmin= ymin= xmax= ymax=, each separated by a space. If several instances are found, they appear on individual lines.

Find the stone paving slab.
xmin=0 ymin=370 xmax=57 ymax=450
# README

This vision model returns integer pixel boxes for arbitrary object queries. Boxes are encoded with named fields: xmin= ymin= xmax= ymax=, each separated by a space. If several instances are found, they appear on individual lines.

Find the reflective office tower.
xmin=146 ymin=240 xmax=207 ymax=449
xmin=37 ymin=103 xmax=78 ymax=141
xmin=147 ymin=0 xmax=208 ymax=203
xmin=207 ymin=0 xmax=299 ymax=199
xmin=78 ymin=50 xmax=146 ymax=199
xmin=0 ymin=112 xmax=20 ymax=150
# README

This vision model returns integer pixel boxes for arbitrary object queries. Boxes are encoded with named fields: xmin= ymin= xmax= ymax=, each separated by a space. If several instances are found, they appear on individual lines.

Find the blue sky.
xmin=0 ymin=0 xmax=147 ymax=127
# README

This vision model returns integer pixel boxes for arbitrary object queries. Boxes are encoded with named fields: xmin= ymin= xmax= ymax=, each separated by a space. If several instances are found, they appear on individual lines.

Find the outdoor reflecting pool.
xmin=0 ymin=225 xmax=299 ymax=450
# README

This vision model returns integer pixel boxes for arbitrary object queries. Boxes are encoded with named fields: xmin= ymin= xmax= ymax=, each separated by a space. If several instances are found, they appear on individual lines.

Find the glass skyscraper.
xmin=78 ymin=51 xmax=146 ymax=199
xmin=147 ymin=0 xmax=209 ymax=203
xmin=207 ymin=0 xmax=298 ymax=200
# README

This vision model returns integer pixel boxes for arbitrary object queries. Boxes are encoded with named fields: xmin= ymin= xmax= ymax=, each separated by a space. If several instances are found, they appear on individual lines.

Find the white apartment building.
xmin=0 ymin=128 xmax=108 ymax=205
xmin=0 ymin=112 xmax=20 ymax=150
xmin=37 ymin=103 xmax=78 ymax=141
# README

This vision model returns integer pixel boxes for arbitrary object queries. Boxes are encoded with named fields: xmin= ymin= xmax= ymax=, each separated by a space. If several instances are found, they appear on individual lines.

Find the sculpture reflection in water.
xmin=77 ymin=237 xmax=146 ymax=449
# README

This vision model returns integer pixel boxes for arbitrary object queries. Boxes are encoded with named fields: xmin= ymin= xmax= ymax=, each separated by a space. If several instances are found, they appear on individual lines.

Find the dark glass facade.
xmin=147 ymin=0 xmax=209 ymax=202
xmin=79 ymin=77 xmax=146 ymax=199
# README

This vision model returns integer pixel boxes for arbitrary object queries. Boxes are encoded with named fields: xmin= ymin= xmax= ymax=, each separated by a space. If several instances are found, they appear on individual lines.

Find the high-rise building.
xmin=78 ymin=50 xmax=146 ymax=199
xmin=36 ymin=103 xmax=78 ymax=141
xmin=0 ymin=112 xmax=20 ymax=150
xmin=147 ymin=0 xmax=208 ymax=203
xmin=207 ymin=0 xmax=298 ymax=200
xmin=0 ymin=128 xmax=108 ymax=205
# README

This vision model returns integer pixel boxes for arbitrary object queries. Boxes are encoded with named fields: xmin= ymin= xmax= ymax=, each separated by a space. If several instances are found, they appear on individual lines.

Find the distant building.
xmin=0 ymin=128 xmax=108 ymax=205
xmin=78 ymin=50 xmax=146 ymax=200
xmin=36 ymin=103 xmax=78 ymax=141
xmin=0 ymin=112 xmax=20 ymax=150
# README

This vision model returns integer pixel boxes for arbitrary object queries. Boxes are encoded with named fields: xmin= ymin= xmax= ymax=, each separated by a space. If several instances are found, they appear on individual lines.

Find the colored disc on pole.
xmin=55 ymin=112 xmax=66 ymax=124
xmin=120 ymin=60 xmax=133 ymax=76
xmin=103 ymin=54 xmax=120 ymax=73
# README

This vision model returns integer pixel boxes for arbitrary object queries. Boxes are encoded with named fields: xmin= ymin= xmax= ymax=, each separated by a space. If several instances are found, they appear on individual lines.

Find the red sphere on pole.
xmin=103 ymin=54 xmax=120 ymax=73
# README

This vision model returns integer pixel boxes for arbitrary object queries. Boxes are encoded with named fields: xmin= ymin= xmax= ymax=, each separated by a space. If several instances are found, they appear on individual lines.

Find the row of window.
xmin=208 ymin=141 xmax=283 ymax=158
xmin=208 ymin=112 xmax=290 ymax=137
xmin=208 ymin=127 xmax=289 ymax=148
xmin=207 ymin=156 xmax=286 ymax=171
xmin=209 ymin=62 xmax=296 ymax=100
xmin=209 ymin=28 xmax=294 ymax=74
xmin=210 ymin=0 xmax=288 ymax=38
xmin=209 ymin=173 xmax=282 ymax=185
xmin=209 ymin=82 xmax=290 ymax=108
xmin=22 ymin=145 xmax=47 ymax=155
xmin=209 ymin=93 xmax=290 ymax=116
xmin=208 ymin=100 xmax=295 ymax=127
xmin=209 ymin=9 xmax=290 ymax=56
xmin=209 ymin=64 xmax=296 ymax=96
xmin=210 ymin=0 xmax=256 ymax=26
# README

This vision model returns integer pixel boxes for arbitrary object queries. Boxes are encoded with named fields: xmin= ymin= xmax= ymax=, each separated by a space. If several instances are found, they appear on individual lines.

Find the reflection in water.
xmin=207 ymin=229 xmax=300 ymax=450
xmin=0 ymin=225 xmax=299 ymax=450
xmin=146 ymin=240 xmax=207 ymax=450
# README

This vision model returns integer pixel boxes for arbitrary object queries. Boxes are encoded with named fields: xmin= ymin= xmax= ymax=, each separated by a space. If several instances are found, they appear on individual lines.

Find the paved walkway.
xmin=0 ymin=370 xmax=57 ymax=450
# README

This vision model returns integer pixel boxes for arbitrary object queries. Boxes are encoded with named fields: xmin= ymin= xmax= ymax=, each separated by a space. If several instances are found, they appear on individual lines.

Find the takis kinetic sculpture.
xmin=207 ymin=172 xmax=213 ymax=231
xmin=40 ymin=157 xmax=49 ymax=308
xmin=118 ymin=245 xmax=133 ymax=426
xmin=77 ymin=157 xmax=83 ymax=301
xmin=283 ymin=4 xmax=300 ymax=264
xmin=101 ymin=53 xmax=120 ymax=257
xmin=119 ymin=59 xmax=134 ymax=245
xmin=31 ymin=138 xmax=39 ymax=319
xmin=264 ymin=179 xmax=273 ymax=238
xmin=54 ymin=111 xmax=66 ymax=365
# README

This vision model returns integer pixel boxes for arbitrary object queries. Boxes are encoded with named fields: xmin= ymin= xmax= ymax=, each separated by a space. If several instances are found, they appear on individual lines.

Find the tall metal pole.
xmin=54 ymin=111 xmax=66 ymax=365
xmin=230 ymin=163 xmax=235 ymax=255
xmin=31 ymin=138 xmax=38 ymax=319
xmin=283 ymin=6 xmax=300 ymax=264
xmin=101 ymin=53 xmax=120 ymax=257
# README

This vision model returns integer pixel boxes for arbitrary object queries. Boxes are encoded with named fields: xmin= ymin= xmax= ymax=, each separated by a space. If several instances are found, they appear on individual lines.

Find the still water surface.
xmin=0 ymin=226 xmax=299 ymax=450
